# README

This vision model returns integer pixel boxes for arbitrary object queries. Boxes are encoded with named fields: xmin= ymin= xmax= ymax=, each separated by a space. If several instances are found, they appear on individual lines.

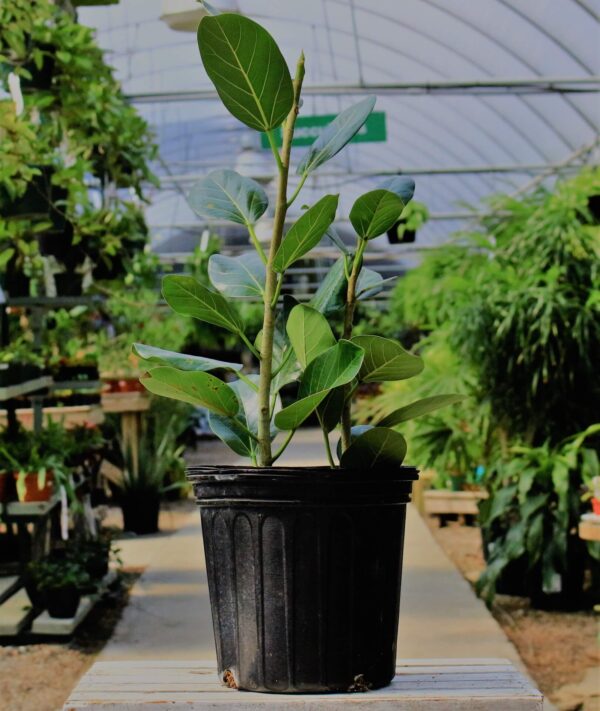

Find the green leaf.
xmin=316 ymin=387 xmax=346 ymax=433
xmin=286 ymin=304 xmax=335 ymax=369
xmin=273 ymin=195 xmax=339 ymax=272
xmin=274 ymin=340 xmax=364 ymax=430
xmin=379 ymin=176 xmax=415 ymax=204
xmin=207 ymin=375 xmax=278 ymax=458
xmin=377 ymin=394 xmax=466 ymax=427
xmin=340 ymin=427 xmax=407 ymax=469
xmin=356 ymin=268 xmax=383 ymax=299
xmin=350 ymin=189 xmax=405 ymax=240
xmin=162 ymin=275 xmax=243 ymax=334
xmin=0 ymin=248 xmax=15 ymax=269
xmin=133 ymin=343 xmax=243 ymax=373
xmin=351 ymin=335 xmax=424 ymax=382
xmin=297 ymin=96 xmax=376 ymax=175
xmin=310 ymin=257 xmax=347 ymax=315
xmin=325 ymin=226 xmax=350 ymax=255
xmin=198 ymin=14 xmax=294 ymax=132
xmin=208 ymin=413 xmax=253 ymax=457
xmin=208 ymin=252 xmax=265 ymax=298
xmin=188 ymin=169 xmax=268 ymax=225
xmin=140 ymin=367 xmax=238 ymax=416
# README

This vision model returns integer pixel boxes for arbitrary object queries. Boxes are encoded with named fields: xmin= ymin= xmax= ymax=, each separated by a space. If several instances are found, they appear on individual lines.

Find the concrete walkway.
xmin=103 ymin=430 xmax=524 ymax=667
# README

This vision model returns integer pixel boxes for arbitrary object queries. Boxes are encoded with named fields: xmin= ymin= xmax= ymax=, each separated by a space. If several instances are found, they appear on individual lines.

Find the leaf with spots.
xmin=140 ymin=367 xmax=238 ymax=416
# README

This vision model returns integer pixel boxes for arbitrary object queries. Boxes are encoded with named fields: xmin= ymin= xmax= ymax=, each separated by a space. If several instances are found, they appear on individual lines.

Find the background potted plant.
xmin=27 ymin=557 xmax=90 ymax=618
xmin=113 ymin=412 xmax=186 ymax=535
xmin=134 ymin=8 xmax=462 ymax=694
xmin=0 ymin=422 xmax=75 ymax=502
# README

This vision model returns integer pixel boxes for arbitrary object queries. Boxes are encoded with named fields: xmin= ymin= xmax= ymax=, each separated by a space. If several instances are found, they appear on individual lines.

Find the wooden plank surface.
xmin=424 ymin=491 xmax=488 ymax=516
xmin=0 ymin=588 xmax=36 ymax=636
xmin=64 ymin=659 xmax=543 ymax=710
xmin=0 ymin=376 xmax=52 ymax=401
xmin=101 ymin=392 xmax=150 ymax=414
xmin=0 ymin=576 xmax=20 ymax=605
xmin=578 ymin=518 xmax=600 ymax=541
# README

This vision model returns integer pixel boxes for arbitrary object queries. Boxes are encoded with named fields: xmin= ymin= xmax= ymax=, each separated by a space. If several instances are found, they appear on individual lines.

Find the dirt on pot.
xmin=427 ymin=518 xmax=600 ymax=710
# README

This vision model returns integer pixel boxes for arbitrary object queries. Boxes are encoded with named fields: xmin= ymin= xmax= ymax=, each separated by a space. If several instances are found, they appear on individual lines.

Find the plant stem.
xmin=256 ymin=53 xmax=305 ymax=468
xmin=248 ymin=224 xmax=267 ymax=264
xmin=340 ymin=238 xmax=366 ymax=452
xmin=271 ymin=429 xmax=296 ymax=464
xmin=266 ymin=130 xmax=284 ymax=173
xmin=317 ymin=414 xmax=336 ymax=468
xmin=287 ymin=172 xmax=308 ymax=209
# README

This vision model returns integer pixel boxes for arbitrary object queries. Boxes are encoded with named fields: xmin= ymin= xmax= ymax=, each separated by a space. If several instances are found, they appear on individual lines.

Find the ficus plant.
xmin=135 ymin=8 xmax=462 ymax=469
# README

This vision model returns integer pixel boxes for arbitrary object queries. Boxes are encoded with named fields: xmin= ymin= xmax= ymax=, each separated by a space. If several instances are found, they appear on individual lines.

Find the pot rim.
xmin=187 ymin=464 xmax=419 ymax=483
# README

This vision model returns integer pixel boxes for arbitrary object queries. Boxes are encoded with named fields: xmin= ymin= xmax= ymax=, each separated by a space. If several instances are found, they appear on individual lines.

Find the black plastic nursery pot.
xmin=121 ymin=492 xmax=161 ymax=535
xmin=188 ymin=464 xmax=418 ymax=694
xmin=46 ymin=584 xmax=81 ymax=619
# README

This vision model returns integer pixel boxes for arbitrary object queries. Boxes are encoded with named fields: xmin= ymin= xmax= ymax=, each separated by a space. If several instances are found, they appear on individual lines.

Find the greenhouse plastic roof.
xmin=79 ymin=0 xmax=600 ymax=253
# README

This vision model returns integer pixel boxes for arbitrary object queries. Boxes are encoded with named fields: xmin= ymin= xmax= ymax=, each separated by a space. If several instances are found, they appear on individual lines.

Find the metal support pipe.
xmin=126 ymin=76 xmax=600 ymax=103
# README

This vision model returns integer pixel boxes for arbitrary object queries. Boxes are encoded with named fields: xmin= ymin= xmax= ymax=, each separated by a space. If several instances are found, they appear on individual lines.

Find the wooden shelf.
xmin=423 ymin=489 xmax=488 ymax=516
xmin=0 ymin=376 xmax=52 ymax=402
xmin=101 ymin=391 xmax=150 ymax=414
xmin=65 ymin=659 xmax=543 ymax=709
xmin=0 ymin=403 xmax=104 ymax=429
xmin=579 ymin=514 xmax=600 ymax=542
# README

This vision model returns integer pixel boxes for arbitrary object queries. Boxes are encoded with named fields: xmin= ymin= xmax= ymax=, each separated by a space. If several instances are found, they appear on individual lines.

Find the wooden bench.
xmin=423 ymin=490 xmax=488 ymax=526
xmin=63 ymin=659 xmax=543 ymax=709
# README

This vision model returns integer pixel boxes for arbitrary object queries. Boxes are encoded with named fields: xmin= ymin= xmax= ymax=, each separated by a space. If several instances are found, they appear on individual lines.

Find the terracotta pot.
xmin=14 ymin=471 xmax=54 ymax=502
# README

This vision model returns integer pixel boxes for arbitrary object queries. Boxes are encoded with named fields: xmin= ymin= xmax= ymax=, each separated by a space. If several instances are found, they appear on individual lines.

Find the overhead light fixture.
xmin=160 ymin=0 xmax=239 ymax=33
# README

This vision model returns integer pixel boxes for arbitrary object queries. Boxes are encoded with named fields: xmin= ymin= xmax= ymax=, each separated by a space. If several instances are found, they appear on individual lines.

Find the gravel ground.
xmin=427 ymin=518 xmax=600 ymax=710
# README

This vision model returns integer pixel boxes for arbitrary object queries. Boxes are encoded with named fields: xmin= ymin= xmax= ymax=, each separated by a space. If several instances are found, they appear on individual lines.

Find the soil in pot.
xmin=15 ymin=471 xmax=54 ymax=502
xmin=121 ymin=492 xmax=160 ymax=535
xmin=46 ymin=584 xmax=81 ymax=619
xmin=189 ymin=464 xmax=418 ymax=694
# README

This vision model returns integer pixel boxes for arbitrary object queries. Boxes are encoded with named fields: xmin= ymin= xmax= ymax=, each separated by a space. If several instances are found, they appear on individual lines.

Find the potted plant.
xmin=27 ymin=557 xmax=90 ymax=618
xmin=114 ymin=414 xmax=186 ymax=535
xmin=0 ymin=423 xmax=75 ymax=503
xmin=133 ymin=9 xmax=462 ymax=694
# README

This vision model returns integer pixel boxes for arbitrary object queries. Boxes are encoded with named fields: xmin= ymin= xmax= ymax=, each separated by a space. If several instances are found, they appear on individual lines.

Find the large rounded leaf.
xmin=208 ymin=252 xmax=265 ymax=298
xmin=340 ymin=427 xmax=407 ymax=469
xmin=352 ymin=335 xmax=423 ymax=382
xmin=208 ymin=413 xmax=254 ymax=457
xmin=310 ymin=257 xmax=347 ymax=315
xmin=274 ymin=340 xmax=364 ymax=430
xmin=140 ymin=367 xmax=238 ymax=416
xmin=286 ymin=304 xmax=335 ymax=368
xmin=378 ymin=394 xmax=466 ymax=427
xmin=273 ymin=195 xmax=339 ymax=272
xmin=297 ymin=96 xmax=376 ymax=176
xmin=356 ymin=268 xmax=384 ymax=300
xmin=350 ymin=189 xmax=405 ymax=240
xmin=162 ymin=275 xmax=243 ymax=334
xmin=379 ymin=176 xmax=415 ymax=204
xmin=198 ymin=14 xmax=294 ymax=132
xmin=133 ymin=343 xmax=243 ymax=373
xmin=188 ymin=169 xmax=268 ymax=226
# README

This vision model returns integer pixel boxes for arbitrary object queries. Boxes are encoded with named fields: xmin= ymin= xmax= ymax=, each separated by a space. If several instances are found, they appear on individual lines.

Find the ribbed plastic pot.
xmin=188 ymin=465 xmax=418 ymax=694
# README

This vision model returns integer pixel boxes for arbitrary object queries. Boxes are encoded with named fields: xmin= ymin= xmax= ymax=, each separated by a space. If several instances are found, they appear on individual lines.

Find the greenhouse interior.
xmin=0 ymin=0 xmax=598 ymax=709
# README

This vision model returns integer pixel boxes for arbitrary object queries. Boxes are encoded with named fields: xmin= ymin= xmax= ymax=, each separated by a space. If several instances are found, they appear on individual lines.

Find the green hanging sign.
xmin=261 ymin=111 xmax=387 ymax=149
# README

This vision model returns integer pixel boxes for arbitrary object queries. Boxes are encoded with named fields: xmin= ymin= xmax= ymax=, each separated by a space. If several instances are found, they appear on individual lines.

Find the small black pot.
xmin=121 ymin=492 xmax=161 ymax=535
xmin=54 ymin=273 xmax=84 ymax=296
xmin=189 ymin=464 xmax=418 ymax=694
xmin=46 ymin=584 xmax=81 ymax=619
